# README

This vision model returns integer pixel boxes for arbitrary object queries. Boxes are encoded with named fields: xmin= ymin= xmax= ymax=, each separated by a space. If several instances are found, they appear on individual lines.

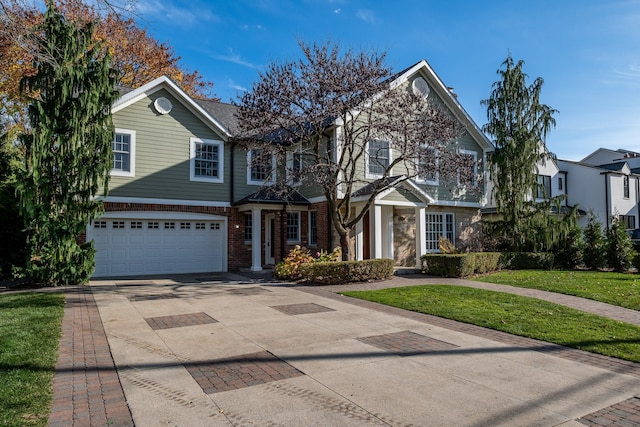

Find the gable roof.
xmin=231 ymin=184 xmax=310 ymax=206
xmin=195 ymin=98 xmax=240 ymax=136
xmin=112 ymin=76 xmax=233 ymax=139
xmin=389 ymin=60 xmax=493 ymax=152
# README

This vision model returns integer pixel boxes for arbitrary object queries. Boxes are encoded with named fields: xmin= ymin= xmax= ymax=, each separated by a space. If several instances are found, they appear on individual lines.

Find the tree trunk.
xmin=339 ymin=229 xmax=351 ymax=261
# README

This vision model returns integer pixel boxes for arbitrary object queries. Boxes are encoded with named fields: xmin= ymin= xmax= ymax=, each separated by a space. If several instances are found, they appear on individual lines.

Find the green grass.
xmin=0 ymin=292 xmax=65 ymax=427
xmin=342 ymin=285 xmax=640 ymax=362
xmin=475 ymin=270 xmax=640 ymax=310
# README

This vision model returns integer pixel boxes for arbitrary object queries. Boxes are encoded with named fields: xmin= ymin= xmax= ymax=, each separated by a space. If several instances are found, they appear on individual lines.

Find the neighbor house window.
xmin=458 ymin=149 xmax=477 ymax=187
xmin=244 ymin=212 xmax=252 ymax=242
xmin=417 ymin=146 xmax=438 ymax=184
xmin=425 ymin=212 xmax=454 ymax=252
xmin=536 ymin=175 xmax=551 ymax=199
xmin=558 ymin=177 xmax=564 ymax=191
xmin=247 ymin=149 xmax=275 ymax=185
xmin=111 ymin=129 xmax=135 ymax=176
xmin=620 ymin=215 xmax=636 ymax=229
xmin=308 ymin=210 xmax=318 ymax=246
xmin=286 ymin=212 xmax=300 ymax=242
xmin=367 ymin=140 xmax=390 ymax=177
xmin=190 ymin=138 xmax=224 ymax=183
xmin=624 ymin=175 xmax=630 ymax=199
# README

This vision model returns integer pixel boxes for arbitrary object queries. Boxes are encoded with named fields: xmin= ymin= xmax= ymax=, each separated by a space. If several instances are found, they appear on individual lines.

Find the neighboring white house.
xmin=557 ymin=151 xmax=640 ymax=229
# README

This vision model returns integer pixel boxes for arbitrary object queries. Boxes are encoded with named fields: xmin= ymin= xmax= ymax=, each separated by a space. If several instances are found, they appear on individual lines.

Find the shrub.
xmin=632 ymin=252 xmax=640 ymax=271
xmin=421 ymin=252 xmax=501 ymax=277
xmin=553 ymin=220 xmax=583 ymax=269
xmin=298 ymin=259 xmax=394 ymax=285
xmin=500 ymin=252 xmax=554 ymax=270
xmin=313 ymin=247 xmax=342 ymax=262
xmin=606 ymin=217 xmax=634 ymax=272
xmin=274 ymin=245 xmax=314 ymax=280
xmin=583 ymin=211 xmax=606 ymax=270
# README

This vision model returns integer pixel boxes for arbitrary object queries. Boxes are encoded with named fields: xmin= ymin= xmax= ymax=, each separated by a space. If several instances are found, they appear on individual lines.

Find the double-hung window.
xmin=535 ymin=175 xmax=551 ymax=199
xmin=308 ymin=210 xmax=318 ymax=246
xmin=286 ymin=149 xmax=303 ymax=185
xmin=286 ymin=212 xmax=300 ymax=243
xmin=190 ymin=138 xmax=224 ymax=183
xmin=111 ymin=129 xmax=135 ymax=177
xmin=417 ymin=146 xmax=438 ymax=184
xmin=425 ymin=212 xmax=455 ymax=252
xmin=367 ymin=140 xmax=390 ymax=178
xmin=458 ymin=149 xmax=477 ymax=187
xmin=247 ymin=149 xmax=275 ymax=185
xmin=624 ymin=175 xmax=630 ymax=199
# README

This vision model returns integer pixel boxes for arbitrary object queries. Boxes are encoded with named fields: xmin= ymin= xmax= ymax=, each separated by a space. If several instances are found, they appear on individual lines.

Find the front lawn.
xmin=0 ymin=292 xmax=65 ymax=427
xmin=476 ymin=270 xmax=640 ymax=310
xmin=342 ymin=285 xmax=640 ymax=362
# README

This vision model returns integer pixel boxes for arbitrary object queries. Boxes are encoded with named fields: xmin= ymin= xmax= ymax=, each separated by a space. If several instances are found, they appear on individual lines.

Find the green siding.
xmin=108 ymin=89 xmax=231 ymax=202
xmin=381 ymin=188 xmax=422 ymax=203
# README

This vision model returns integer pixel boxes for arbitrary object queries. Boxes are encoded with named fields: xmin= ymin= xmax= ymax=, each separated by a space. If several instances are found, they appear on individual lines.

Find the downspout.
xmin=636 ymin=175 xmax=639 ymax=227
xmin=604 ymin=173 xmax=609 ymax=229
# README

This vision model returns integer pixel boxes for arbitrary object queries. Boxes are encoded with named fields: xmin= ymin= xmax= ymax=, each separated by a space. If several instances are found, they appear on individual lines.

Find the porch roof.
xmin=232 ymin=184 xmax=310 ymax=206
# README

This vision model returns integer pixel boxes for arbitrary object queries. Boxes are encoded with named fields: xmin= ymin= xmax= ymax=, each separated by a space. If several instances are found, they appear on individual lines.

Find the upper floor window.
xmin=247 ymin=149 xmax=275 ymax=185
xmin=624 ymin=175 xmax=630 ymax=199
xmin=286 ymin=150 xmax=303 ymax=186
xmin=367 ymin=140 xmax=390 ymax=178
xmin=190 ymin=138 xmax=224 ymax=183
xmin=416 ymin=146 xmax=438 ymax=184
xmin=536 ymin=175 xmax=551 ymax=199
xmin=458 ymin=149 xmax=477 ymax=187
xmin=111 ymin=129 xmax=135 ymax=177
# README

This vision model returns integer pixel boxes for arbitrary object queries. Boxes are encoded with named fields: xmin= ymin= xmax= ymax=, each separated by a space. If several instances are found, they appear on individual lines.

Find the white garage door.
xmin=90 ymin=214 xmax=226 ymax=277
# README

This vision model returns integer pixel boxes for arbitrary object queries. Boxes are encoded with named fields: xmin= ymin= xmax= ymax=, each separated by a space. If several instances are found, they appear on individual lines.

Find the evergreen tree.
xmin=17 ymin=2 xmax=118 ymax=285
xmin=606 ymin=217 xmax=634 ymax=272
xmin=482 ymin=56 xmax=558 ymax=251
xmin=582 ymin=211 xmax=606 ymax=270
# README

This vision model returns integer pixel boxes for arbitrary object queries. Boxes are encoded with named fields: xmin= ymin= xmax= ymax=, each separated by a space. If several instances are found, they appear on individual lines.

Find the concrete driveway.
xmin=71 ymin=273 xmax=640 ymax=426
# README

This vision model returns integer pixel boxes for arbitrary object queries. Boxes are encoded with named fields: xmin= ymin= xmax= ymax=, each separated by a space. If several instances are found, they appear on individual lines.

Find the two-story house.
xmin=87 ymin=60 xmax=492 ymax=277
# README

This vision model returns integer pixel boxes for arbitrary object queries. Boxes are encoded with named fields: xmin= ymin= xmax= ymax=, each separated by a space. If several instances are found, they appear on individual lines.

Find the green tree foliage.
xmin=482 ymin=55 xmax=558 ymax=251
xmin=605 ymin=216 xmax=634 ymax=272
xmin=582 ymin=211 xmax=606 ymax=270
xmin=17 ymin=2 xmax=118 ymax=285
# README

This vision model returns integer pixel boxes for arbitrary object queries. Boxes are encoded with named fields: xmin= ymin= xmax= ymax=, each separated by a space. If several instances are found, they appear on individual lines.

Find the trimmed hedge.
xmin=298 ymin=258 xmax=394 ymax=285
xmin=421 ymin=252 xmax=502 ymax=278
xmin=499 ymin=252 xmax=554 ymax=270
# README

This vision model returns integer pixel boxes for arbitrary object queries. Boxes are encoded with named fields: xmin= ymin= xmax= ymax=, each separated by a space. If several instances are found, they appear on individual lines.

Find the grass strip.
xmin=476 ymin=270 xmax=640 ymax=311
xmin=342 ymin=285 xmax=640 ymax=363
xmin=0 ymin=292 xmax=65 ymax=427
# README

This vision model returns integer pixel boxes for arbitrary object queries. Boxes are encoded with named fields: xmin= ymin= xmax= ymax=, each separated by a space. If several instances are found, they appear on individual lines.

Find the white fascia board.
xmin=96 ymin=195 xmax=231 ymax=207
xmin=97 ymin=211 xmax=228 ymax=221
xmin=428 ymin=200 xmax=483 ymax=208
xmin=112 ymin=76 xmax=232 ymax=139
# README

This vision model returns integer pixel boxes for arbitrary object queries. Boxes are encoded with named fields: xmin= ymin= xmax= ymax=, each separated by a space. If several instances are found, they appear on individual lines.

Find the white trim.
xmin=112 ymin=76 xmax=232 ymax=138
xmin=96 ymin=196 xmax=231 ymax=207
xmin=247 ymin=149 xmax=276 ymax=186
xmin=375 ymin=200 xmax=427 ymax=207
xmin=111 ymin=129 xmax=136 ymax=177
xmin=429 ymin=200 xmax=483 ymax=208
xmin=365 ymin=139 xmax=392 ymax=179
xmin=96 ymin=211 xmax=228 ymax=221
xmin=190 ymin=137 xmax=224 ymax=183
xmin=286 ymin=149 xmax=303 ymax=187
xmin=307 ymin=195 xmax=328 ymax=204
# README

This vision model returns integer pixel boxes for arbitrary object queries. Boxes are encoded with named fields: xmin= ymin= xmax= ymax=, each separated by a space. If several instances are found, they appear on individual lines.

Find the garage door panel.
xmin=91 ymin=217 xmax=225 ymax=277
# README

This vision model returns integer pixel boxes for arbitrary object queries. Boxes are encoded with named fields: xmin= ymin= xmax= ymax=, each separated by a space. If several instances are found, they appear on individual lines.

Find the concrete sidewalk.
xmin=49 ymin=274 xmax=640 ymax=426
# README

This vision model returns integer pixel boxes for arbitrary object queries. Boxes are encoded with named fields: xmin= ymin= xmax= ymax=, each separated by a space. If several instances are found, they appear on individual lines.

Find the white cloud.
xmin=356 ymin=9 xmax=375 ymax=23
xmin=228 ymin=79 xmax=248 ymax=93
xmin=134 ymin=0 xmax=220 ymax=26
xmin=214 ymin=49 xmax=258 ymax=69
xmin=334 ymin=8 xmax=342 ymax=14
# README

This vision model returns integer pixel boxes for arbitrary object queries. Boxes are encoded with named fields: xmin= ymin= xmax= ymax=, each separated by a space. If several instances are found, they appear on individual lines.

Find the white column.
xmin=355 ymin=218 xmax=363 ymax=261
xmin=385 ymin=206 xmax=394 ymax=261
xmin=415 ymin=206 xmax=426 ymax=269
xmin=251 ymin=208 xmax=262 ymax=271
xmin=373 ymin=204 xmax=383 ymax=259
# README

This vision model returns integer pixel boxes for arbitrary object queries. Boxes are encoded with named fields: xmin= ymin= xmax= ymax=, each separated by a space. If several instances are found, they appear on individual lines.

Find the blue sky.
xmin=132 ymin=0 xmax=640 ymax=161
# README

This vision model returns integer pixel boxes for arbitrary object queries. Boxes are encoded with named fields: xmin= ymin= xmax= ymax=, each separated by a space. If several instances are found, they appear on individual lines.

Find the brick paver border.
xmin=48 ymin=288 xmax=133 ymax=427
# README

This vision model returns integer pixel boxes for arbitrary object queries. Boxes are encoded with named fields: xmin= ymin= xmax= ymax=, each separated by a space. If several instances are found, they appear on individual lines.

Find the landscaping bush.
xmin=499 ymin=252 xmax=554 ymax=270
xmin=472 ymin=252 xmax=502 ymax=274
xmin=632 ymin=253 xmax=640 ymax=271
xmin=605 ymin=217 xmax=634 ymax=272
xmin=298 ymin=258 xmax=394 ymax=285
xmin=421 ymin=252 xmax=501 ymax=277
xmin=583 ymin=211 xmax=606 ymax=270
xmin=274 ymin=245 xmax=314 ymax=280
